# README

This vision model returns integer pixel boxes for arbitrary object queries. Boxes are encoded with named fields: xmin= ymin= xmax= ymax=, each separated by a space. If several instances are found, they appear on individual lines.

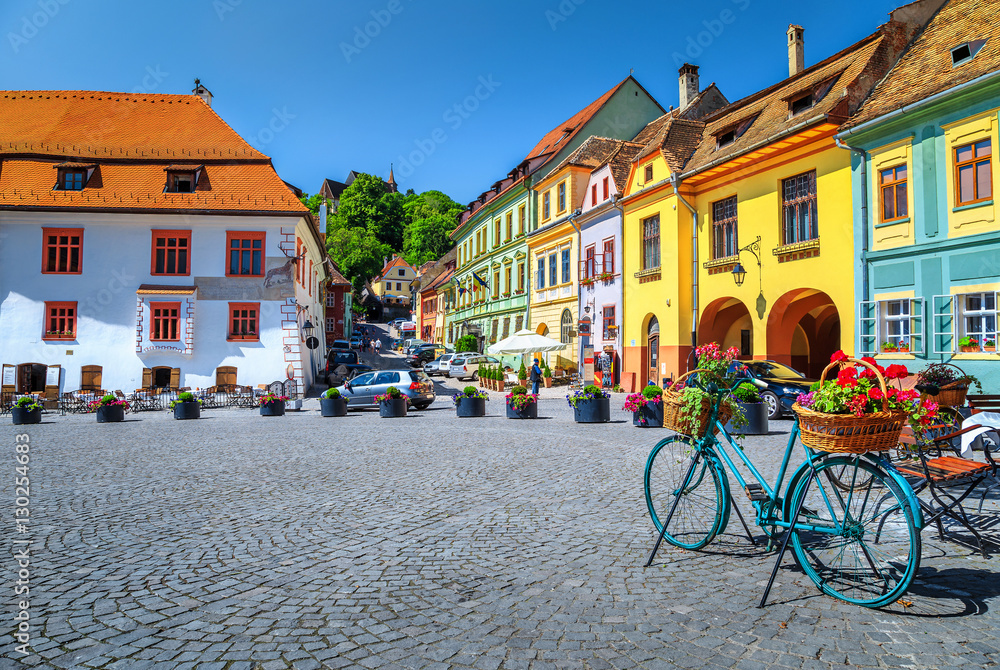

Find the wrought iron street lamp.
xmin=731 ymin=236 xmax=762 ymax=290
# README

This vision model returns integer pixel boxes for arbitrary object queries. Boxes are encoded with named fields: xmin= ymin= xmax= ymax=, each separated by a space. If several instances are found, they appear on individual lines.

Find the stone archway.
xmin=766 ymin=289 xmax=841 ymax=378
xmin=699 ymin=297 xmax=753 ymax=357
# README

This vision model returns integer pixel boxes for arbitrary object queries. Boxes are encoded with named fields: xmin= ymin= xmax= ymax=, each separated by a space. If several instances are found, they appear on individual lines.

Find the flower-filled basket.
xmin=915 ymin=362 xmax=981 ymax=408
xmin=792 ymin=355 xmax=924 ymax=454
xmin=662 ymin=371 xmax=733 ymax=437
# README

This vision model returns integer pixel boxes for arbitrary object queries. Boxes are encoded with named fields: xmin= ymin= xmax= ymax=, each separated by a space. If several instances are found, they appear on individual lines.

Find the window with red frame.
xmin=583 ymin=245 xmax=596 ymax=279
xmin=42 ymin=228 xmax=83 ymax=274
xmin=43 ymin=301 xmax=77 ymax=340
xmin=151 ymin=230 xmax=191 ymax=275
xmin=955 ymin=139 xmax=992 ymax=206
xmin=592 ymin=184 xmax=598 ymax=206
xmin=603 ymin=177 xmax=609 ymax=200
xmin=150 ymin=302 xmax=181 ymax=341
xmin=226 ymin=231 xmax=265 ymax=277
xmin=603 ymin=306 xmax=616 ymax=340
xmin=603 ymin=239 xmax=615 ymax=274
xmin=229 ymin=302 xmax=260 ymax=340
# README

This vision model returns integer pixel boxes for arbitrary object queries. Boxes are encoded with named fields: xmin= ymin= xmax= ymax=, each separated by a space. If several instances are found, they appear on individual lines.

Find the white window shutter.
xmin=932 ymin=294 xmax=955 ymax=355
xmin=909 ymin=298 xmax=925 ymax=355
xmin=858 ymin=300 xmax=878 ymax=356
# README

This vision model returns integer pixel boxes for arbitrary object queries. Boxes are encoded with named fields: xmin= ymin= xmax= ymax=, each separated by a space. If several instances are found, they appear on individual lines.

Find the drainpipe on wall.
xmin=670 ymin=172 xmax=698 ymax=373
xmin=834 ymin=138 xmax=870 ymax=338
xmin=611 ymin=193 xmax=626 ymax=378
xmin=524 ymin=177 xmax=534 ymax=332
xmin=567 ymin=208 xmax=583 ymax=383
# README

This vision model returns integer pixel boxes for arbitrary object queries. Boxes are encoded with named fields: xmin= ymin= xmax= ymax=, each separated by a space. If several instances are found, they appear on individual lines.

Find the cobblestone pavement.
xmin=4 ymin=396 xmax=1000 ymax=669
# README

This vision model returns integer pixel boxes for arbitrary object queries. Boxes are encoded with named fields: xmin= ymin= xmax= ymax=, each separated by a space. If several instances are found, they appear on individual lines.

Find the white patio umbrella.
xmin=487 ymin=329 xmax=566 ymax=355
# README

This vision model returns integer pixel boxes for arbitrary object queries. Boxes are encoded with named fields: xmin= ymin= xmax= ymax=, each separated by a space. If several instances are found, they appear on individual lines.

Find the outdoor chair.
xmin=893 ymin=423 xmax=997 ymax=557
xmin=0 ymin=392 xmax=13 ymax=415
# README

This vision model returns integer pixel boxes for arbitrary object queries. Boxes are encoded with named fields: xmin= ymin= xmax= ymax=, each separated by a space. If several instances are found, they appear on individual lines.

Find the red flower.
xmin=858 ymin=357 xmax=886 ymax=380
xmin=868 ymin=387 xmax=884 ymax=400
xmin=885 ymin=364 xmax=909 ymax=380
xmin=847 ymin=394 xmax=869 ymax=417
xmin=836 ymin=368 xmax=857 ymax=387
xmin=830 ymin=350 xmax=849 ymax=363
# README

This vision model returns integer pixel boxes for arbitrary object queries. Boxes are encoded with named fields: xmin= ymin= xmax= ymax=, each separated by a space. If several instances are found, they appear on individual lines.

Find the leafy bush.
xmin=14 ymin=396 xmax=41 ymax=411
xmin=177 ymin=391 xmax=196 ymax=402
xmin=733 ymin=382 xmax=762 ymax=403
xmin=511 ymin=385 xmax=527 ymax=395
xmin=455 ymin=335 xmax=478 ymax=353
xmin=518 ymin=363 xmax=527 ymax=381
xmin=584 ymin=384 xmax=602 ymax=395
xmin=324 ymin=388 xmax=342 ymax=399
xmin=543 ymin=365 xmax=552 ymax=378
xmin=463 ymin=386 xmax=478 ymax=395
xmin=642 ymin=384 xmax=662 ymax=400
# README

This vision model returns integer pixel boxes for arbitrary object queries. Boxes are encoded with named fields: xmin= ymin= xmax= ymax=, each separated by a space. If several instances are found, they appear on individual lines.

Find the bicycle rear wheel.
xmin=786 ymin=456 xmax=920 ymax=608
xmin=644 ymin=436 xmax=728 ymax=550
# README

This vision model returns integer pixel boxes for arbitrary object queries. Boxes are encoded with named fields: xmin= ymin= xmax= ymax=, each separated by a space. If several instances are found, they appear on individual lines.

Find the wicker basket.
xmin=662 ymin=370 xmax=733 ymax=437
xmin=793 ymin=358 xmax=906 ymax=454
xmin=920 ymin=363 xmax=970 ymax=407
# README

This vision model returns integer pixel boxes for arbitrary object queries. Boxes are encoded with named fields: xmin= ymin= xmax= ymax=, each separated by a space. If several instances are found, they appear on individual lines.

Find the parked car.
xmin=331 ymin=369 xmax=435 ymax=410
xmin=349 ymin=334 xmax=363 ymax=349
xmin=729 ymin=360 xmax=815 ymax=420
xmin=330 ymin=339 xmax=350 ymax=351
xmin=325 ymin=348 xmax=374 ymax=385
xmin=401 ymin=338 xmax=426 ymax=353
xmin=408 ymin=344 xmax=446 ymax=367
xmin=448 ymin=354 xmax=501 ymax=380
xmin=423 ymin=353 xmax=455 ymax=376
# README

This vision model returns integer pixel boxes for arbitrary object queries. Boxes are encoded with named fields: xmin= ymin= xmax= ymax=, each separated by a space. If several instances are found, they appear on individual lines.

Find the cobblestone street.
xmin=4 ymin=395 xmax=1000 ymax=669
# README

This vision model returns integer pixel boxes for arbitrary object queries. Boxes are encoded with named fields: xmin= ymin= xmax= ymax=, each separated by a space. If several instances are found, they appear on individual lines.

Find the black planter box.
xmin=506 ymin=401 xmax=537 ymax=419
xmin=260 ymin=401 xmax=286 ymax=417
xmin=11 ymin=407 xmax=41 ymax=425
xmin=379 ymin=398 xmax=408 ymax=418
xmin=455 ymin=396 xmax=486 ymax=417
xmin=632 ymin=402 xmax=664 ymax=427
xmin=725 ymin=401 xmax=769 ymax=435
xmin=573 ymin=397 xmax=610 ymax=423
xmin=95 ymin=405 xmax=125 ymax=423
xmin=320 ymin=397 xmax=349 ymax=417
xmin=173 ymin=401 xmax=201 ymax=420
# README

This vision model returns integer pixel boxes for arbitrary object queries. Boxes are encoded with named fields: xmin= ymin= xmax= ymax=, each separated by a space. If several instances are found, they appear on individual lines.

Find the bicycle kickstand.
xmin=730 ymin=498 xmax=757 ymax=546
xmin=758 ymin=469 xmax=814 ymax=608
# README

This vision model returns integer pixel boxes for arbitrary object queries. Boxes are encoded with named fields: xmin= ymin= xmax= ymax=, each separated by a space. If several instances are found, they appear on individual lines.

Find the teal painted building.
xmin=838 ymin=0 xmax=1000 ymax=385
xmin=446 ymin=76 xmax=664 ymax=367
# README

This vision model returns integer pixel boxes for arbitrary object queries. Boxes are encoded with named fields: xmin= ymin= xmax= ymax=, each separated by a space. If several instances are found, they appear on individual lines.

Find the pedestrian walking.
xmin=529 ymin=358 xmax=542 ymax=395
xmin=374 ymin=339 xmax=382 ymax=355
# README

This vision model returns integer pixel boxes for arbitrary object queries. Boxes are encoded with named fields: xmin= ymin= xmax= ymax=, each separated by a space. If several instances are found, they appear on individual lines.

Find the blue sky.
xmin=2 ymin=0 xmax=904 ymax=204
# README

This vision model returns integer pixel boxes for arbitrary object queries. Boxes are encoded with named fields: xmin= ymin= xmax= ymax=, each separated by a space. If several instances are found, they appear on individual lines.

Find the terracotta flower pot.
xmin=543 ymin=378 xmax=553 ymax=388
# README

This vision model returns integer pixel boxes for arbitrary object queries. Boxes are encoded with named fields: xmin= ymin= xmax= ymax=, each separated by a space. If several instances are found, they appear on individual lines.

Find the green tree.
xmin=324 ymin=219 xmax=392 ymax=294
xmin=333 ymin=174 xmax=406 ymax=250
xmin=403 ymin=213 xmax=457 ymax=266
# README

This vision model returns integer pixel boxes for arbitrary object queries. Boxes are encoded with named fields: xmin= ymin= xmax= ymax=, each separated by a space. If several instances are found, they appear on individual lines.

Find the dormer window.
xmin=952 ymin=39 xmax=987 ymax=67
xmin=715 ymin=114 xmax=760 ymax=150
xmin=54 ymin=162 xmax=96 ymax=190
xmin=164 ymin=164 xmax=203 ymax=193
xmin=644 ymin=164 xmax=654 ymax=182
xmin=716 ymin=129 xmax=737 ymax=149
xmin=787 ymin=77 xmax=837 ymax=118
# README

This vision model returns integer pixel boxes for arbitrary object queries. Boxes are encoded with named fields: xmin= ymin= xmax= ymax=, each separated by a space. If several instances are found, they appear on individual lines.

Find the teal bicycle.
xmin=643 ymin=370 xmax=923 ymax=609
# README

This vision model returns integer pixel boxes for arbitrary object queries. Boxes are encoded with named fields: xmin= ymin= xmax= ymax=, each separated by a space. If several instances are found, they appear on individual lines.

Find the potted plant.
xmin=663 ymin=343 xmax=745 ymax=437
xmin=454 ymin=386 xmax=489 ymax=417
xmin=259 ymin=392 xmax=288 ymax=417
xmin=320 ymin=387 xmax=349 ymax=417
xmin=493 ymin=367 xmax=502 ymax=391
xmin=880 ymin=341 xmax=898 ymax=353
xmin=915 ymin=362 xmax=982 ymax=407
xmin=11 ymin=396 xmax=42 ymax=425
xmin=505 ymin=385 xmax=538 ymax=419
xmin=897 ymin=339 xmax=910 ymax=353
xmin=376 ymin=386 xmax=408 ymax=418
xmin=543 ymin=365 xmax=553 ymax=388
xmin=985 ymin=339 xmax=996 ymax=353
xmin=170 ymin=391 xmax=202 ymax=420
xmin=518 ymin=363 xmax=528 ymax=385
xmin=90 ymin=394 xmax=128 ymax=423
xmin=623 ymin=384 xmax=663 ymax=427
xmin=567 ymin=385 xmax=611 ymax=423
xmin=960 ymin=335 xmax=980 ymax=352
xmin=727 ymin=382 xmax=768 ymax=435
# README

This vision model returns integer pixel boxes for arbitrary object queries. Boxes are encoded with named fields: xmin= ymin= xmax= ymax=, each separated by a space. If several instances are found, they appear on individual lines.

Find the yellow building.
xmin=372 ymin=255 xmax=416 ymax=307
xmin=622 ymin=19 xmax=925 ymax=384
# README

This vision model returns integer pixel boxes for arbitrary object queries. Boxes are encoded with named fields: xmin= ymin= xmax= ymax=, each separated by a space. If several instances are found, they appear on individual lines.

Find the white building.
xmin=0 ymin=87 xmax=328 ymax=397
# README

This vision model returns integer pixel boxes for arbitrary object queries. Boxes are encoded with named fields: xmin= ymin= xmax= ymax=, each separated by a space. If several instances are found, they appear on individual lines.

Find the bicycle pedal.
xmin=744 ymin=483 xmax=768 ymax=502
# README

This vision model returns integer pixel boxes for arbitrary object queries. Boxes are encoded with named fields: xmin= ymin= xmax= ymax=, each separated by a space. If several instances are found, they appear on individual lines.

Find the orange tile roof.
xmin=0 ymin=90 xmax=307 ymax=215
xmin=524 ymin=77 xmax=633 ymax=161
xmin=378 ymin=255 xmax=414 ymax=277
xmin=844 ymin=0 xmax=1000 ymax=129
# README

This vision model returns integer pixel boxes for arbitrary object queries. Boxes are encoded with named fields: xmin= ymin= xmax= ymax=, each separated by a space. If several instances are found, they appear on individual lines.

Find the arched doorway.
xmin=646 ymin=316 xmax=659 ymax=386
xmin=767 ymin=289 xmax=841 ymax=378
xmin=699 ymin=298 xmax=752 ymax=357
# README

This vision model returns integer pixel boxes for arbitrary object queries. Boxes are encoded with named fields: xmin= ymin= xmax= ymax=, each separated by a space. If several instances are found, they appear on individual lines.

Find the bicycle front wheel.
xmin=786 ymin=456 xmax=920 ymax=608
xmin=644 ymin=436 xmax=728 ymax=550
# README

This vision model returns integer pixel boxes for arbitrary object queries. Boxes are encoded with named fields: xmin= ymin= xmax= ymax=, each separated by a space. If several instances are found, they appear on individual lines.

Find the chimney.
xmin=192 ymin=78 xmax=213 ymax=107
xmin=678 ymin=63 xmax=700 ymax=110
xmin=787 ymin=25 xmax=805 ymax=77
